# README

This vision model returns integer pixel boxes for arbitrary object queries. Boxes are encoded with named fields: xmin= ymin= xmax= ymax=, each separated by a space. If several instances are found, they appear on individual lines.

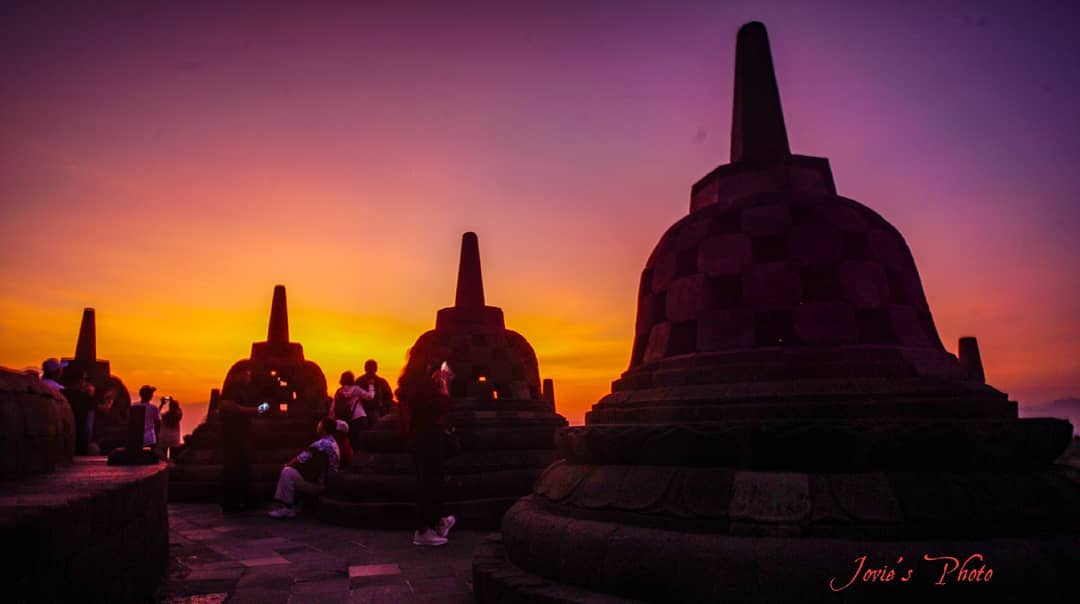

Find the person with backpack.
xmin=332 ymin=371 xmax=374 ymax=450
xmin=268 ymin=417 xmax=341 ymax=518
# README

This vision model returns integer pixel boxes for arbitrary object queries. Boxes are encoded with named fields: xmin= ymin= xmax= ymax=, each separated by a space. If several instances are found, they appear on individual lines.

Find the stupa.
xmin=60 ymin=308 xmax=132 ymax=452
xmin=319 ymin=232 xmax=567 ymax=527
xmin=474 ymin=22 xmax=1080 ymax=602
xmin=169 ymin=285 xmax=330 ymax=501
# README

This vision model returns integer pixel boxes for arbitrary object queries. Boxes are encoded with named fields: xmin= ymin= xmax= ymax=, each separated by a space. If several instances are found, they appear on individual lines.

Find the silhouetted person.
xmin=131 ymin=385 xmax=162 ymax=448
xmin=221 ymin=369 xmax=259 ymax=513
xmin=66 ymin=373 xmax=96 ymax=455
xmin=156 ymin=396 xmax=183 ymax=461
xmin=41 ymin=358 xmax=65 ymax=393
xmin=358 ymin=359 xmax=394 ymax=419
xmin=397 ymin=360 xmax=456 ymax=546
xmin=332 ymin=370 xmax=373 ymax=449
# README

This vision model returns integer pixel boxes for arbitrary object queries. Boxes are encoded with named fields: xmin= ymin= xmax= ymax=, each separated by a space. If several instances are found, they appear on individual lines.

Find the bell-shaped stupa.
xmin=320 ymin=232 xmax=567 ymax=528
xmin=474 ymin=22 xmax=1079 ymax=602
xmin=169 ymin=285 xmax=330 ymax=501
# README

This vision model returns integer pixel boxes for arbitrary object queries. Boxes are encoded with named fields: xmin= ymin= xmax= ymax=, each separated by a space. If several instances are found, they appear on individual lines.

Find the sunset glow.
xmin=2 ymin=1 xmax=1078 ymax=426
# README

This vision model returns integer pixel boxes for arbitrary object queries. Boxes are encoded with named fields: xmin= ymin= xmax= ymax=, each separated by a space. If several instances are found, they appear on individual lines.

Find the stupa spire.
xmin=730 ymin=21 xmax=791 ymax=163
xmin=267 ymin=285 xmax=289 ymax=344
xmin=454 ymin=232 xmax=485 ymax=308
xmin=74 ymin=308 xmax=96 ymax=361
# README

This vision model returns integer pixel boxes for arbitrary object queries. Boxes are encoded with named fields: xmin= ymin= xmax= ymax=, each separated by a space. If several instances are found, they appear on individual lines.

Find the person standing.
xmin=397 ymin=359 xmax=456 ymax=546
xmin=332 ymin=371 xmax=374 ymax=450
xmin=41 ymin=358 xmax=66 ymax=393
xmin=357 ymin=359 xmax=394 ymax=422
xmin=156 ymin=397 xmax=183 ymax=461
xmin=131 ymin=385 xmax=162 ymax=448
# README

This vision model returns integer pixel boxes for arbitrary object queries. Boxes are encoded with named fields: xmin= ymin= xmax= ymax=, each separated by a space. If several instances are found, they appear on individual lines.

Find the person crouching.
xmin=268 ymin=417 xmax=340 ymax=518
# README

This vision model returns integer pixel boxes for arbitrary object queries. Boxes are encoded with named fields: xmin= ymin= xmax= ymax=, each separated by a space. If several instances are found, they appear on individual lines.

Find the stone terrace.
xmin=158 ymin=503 xmax=484 ymax=603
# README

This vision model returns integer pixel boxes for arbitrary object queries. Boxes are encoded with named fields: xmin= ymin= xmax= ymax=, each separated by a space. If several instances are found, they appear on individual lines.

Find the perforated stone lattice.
xmin=630 ymin=191 xmax=944 ymax=368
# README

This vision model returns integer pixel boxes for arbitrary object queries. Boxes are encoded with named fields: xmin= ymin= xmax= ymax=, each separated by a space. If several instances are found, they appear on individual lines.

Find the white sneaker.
xmin=412 ymin=529 xmax=448 ymax=546
xmin=436 ymin=515 xmax=456 ymax=538
xmin=268 ymin=505 xmax=296 ymax=518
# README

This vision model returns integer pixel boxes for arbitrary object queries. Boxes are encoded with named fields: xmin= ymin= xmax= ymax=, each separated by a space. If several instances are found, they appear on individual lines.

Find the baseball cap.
xmin=42 ymin=358 xmax=68 ymax=373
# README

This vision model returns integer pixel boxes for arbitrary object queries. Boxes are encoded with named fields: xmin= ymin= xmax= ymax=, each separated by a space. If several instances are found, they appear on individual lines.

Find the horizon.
xmin=3 ymin=1 xmax=1079 ymax=426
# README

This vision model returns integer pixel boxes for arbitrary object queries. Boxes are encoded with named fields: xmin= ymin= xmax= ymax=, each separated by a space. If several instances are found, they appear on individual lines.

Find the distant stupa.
xmin=320 ymin=232 xmax=567 ymax=527
xmin=474 ymin=22 xmax=1079 ymax=602
xmin=169 ymin=285 xmax=331 ymax=501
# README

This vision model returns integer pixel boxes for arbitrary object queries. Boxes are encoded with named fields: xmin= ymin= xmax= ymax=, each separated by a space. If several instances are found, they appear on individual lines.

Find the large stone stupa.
xmin=474 ymin=22 xmax=1080 ymax=602
xmin=169 ymin=285 xmax=330 ymax=501
xmin=319 ymin=232 xmax=568 ymax=528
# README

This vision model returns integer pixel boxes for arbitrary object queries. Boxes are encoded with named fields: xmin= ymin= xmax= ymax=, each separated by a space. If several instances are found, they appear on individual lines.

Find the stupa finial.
xmin=74 ymin=308 xmax=96 ymax=361
xmin=730 ymin=21 xmax=791 ymax=163
xmin=267 ymin=285 xmax=289 ymax=343
xmin=454 ymin=232 xmax=485 ymax=308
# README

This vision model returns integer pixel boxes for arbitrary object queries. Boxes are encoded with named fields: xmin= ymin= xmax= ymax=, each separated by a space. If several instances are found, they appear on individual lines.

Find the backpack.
xmin=295 ymin=446 xmax=329 ymax=483
xmin=333 ymin=388 xmax=354 ymax=420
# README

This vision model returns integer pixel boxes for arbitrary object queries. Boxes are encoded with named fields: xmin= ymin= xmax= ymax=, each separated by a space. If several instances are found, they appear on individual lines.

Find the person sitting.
xmin=334 ymin=419 xmax=354 ymax=468
xmin=268 ymin=417 xmax=340 ymax=518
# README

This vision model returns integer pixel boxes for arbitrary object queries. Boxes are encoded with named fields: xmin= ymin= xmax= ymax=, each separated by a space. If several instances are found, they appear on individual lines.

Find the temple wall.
xmin=0 ymin=458 xmax=168 ymax=602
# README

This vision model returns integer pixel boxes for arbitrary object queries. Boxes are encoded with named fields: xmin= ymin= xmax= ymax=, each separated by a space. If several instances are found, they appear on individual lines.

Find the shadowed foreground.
xmin=157 ymin=503 xmax=484 ymax=603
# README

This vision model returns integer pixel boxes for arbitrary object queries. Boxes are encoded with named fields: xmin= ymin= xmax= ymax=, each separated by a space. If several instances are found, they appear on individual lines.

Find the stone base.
xmin=168 ymin=413 xmax=318 ymax=502
xmin=0 ymin=457 xmax=168 ymax=602
xmin=108 ymin=446 xmax=161 ymax=465
xmin=318 ymin=495 xmax=519 ymax=530
xmin=322 ymin=401 xmax=566 ymax=528
xmin=479 ymin=494 xmax=1080 ymax=602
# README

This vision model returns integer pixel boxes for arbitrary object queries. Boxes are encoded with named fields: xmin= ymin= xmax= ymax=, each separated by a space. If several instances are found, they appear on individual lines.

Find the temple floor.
xmin=156 ymin=503 xmax=483 ymax=603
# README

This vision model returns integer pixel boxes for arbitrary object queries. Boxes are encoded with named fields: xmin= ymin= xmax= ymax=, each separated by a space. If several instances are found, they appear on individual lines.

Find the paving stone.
xmin=241 ymin=556 xmax=292 ymax=567
xmin=348 ymin=563 xmax=402 ymax=588
xmin=228 ymin=587 xmax=292 ymax=604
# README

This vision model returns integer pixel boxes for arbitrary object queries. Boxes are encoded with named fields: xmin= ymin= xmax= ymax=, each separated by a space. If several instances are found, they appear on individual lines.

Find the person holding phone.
xmin=396 ymin=358 xmax=456 ymax=546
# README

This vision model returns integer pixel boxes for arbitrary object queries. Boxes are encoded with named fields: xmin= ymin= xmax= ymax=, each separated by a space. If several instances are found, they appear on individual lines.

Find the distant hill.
xmin=1020 ymin=398 xmax=1080 ymax=435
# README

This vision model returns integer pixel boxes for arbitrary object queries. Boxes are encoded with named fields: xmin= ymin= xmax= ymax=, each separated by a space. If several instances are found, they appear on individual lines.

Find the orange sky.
xmin=2 ymin=2 xmax=1078 ymax=425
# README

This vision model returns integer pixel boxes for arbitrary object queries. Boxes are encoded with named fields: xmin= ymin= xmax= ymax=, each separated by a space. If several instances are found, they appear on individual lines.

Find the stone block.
xmin=730 ymin=471 xmax=811 ymax=524
xmin=700 ymin=233 xmax=752 ymax=275
xmin=838 ymin=260 xmax=889 ymax=308
xmin=743 ymin=262 xmax=800 ymax=310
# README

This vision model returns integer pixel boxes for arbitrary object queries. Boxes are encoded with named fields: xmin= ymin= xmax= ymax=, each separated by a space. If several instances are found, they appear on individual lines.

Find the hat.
xmin=335 ymin=419 xmax=350 ymax=435
xmin=42 ymin=358 xmax=67 ymax=373
xmin=139 ymin=385 xmax=157 ymax=397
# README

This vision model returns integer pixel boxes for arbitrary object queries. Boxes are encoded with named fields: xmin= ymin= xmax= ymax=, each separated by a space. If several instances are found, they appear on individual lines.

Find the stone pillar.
xmin=127 ymin=405 xmax=146 ymax=451
xmin=542 ymin=379 xmax=555 ymax=409
xmin=958 ymin=336 xmax=986 ymax=383
xmin=208 ymin=388 xmax=221 ymax=414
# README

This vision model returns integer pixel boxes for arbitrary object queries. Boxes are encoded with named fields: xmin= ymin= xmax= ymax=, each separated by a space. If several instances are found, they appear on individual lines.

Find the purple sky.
xmin=2 ymin=0 xmax=1078 ymax=422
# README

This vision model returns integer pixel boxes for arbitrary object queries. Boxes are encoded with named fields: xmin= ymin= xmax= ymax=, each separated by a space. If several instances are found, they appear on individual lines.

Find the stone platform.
xmin=169 ymin=415 xmax=318 ymax=502
xmin=158 ymin=503 xmax=483 ymax=603
xmin=0 ymin=457 xmax=168 ymax=603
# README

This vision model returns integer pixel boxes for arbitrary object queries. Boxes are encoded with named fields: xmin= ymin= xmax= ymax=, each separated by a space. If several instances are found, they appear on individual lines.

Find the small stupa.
xmin=319 ymin=232 xmax=567 ymax=527
xmin=474 ymin=22 xmax=1079 ymax=602
xmin=57 ymin=308 xmax=132 ymax=452
xmin=169 ymin=285 xmax=330 ymax=501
